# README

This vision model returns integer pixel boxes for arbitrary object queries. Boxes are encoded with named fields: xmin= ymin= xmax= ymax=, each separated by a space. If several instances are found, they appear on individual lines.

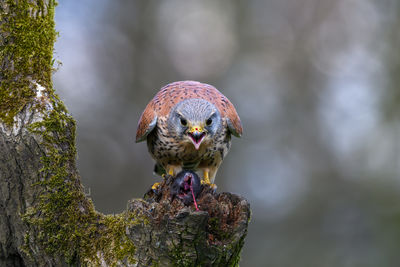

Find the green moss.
xmin=0 ymin=0 xmax=57 ymax=125
xmin=0 ymin=1 xmax=139 ymax=265
xmin=23 ymin=97 xmax=140 ymax=265
xmin=208 ymin=217 xmax=230 ymax=240
xmin=22 ymin=76 xmax=140 ymax=263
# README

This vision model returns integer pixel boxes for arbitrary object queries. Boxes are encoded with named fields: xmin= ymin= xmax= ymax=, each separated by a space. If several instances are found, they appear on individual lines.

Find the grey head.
xmin=168 ymin=99 xmax=222 ymax=150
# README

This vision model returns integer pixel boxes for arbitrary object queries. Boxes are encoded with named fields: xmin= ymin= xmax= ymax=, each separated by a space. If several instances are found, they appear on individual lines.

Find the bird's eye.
xmin=180 ymin=118 xmax=188 ymax=126
xmin=206 ymin=118 xmax=213 ymax=126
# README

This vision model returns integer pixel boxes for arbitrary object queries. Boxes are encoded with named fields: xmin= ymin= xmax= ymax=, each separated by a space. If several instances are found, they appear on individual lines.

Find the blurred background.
xmin=53 ymin=0 xmax=400 ymax=266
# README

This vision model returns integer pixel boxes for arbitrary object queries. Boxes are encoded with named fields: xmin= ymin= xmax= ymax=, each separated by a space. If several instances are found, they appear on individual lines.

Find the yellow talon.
xmin=200 ymin=180 xmax=217 ymax=190
xmin=201 ymin=170 xmax=217 ymax=190
xmin=151 ymin=182 xmax=161 ymax=190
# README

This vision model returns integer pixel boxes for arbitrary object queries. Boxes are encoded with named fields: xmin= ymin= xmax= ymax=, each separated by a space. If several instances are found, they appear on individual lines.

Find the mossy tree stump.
xmin=0 ymin=1 xmax=251 ymax=266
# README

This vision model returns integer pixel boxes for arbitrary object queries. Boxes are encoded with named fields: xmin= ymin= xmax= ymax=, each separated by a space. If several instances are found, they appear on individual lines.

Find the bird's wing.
xmin=212 ymin=93 xmax=243 ymax=137
xmin=136 ymin=100 xmax=157 ymax=142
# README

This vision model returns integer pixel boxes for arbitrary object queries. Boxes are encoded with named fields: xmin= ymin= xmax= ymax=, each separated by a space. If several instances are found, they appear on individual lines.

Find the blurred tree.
xmin=383 ymin=3 xmax=400 ymax=121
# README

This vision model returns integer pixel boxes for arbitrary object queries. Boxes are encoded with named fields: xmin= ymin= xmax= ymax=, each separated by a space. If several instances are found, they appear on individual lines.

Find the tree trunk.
xmin=0 ymin=1 xmax=251 ymax=266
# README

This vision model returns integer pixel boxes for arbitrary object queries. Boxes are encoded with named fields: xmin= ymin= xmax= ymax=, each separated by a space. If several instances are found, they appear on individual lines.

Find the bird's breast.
xmin=147 ymin=122 xmax=229 ymax=169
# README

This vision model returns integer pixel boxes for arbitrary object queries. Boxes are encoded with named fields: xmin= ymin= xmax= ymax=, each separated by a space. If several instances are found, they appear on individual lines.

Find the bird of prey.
xmin=136 ymin=81 xmax=242 ymax=188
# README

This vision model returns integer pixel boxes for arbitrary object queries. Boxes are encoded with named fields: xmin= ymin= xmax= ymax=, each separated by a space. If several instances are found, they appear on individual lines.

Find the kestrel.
xmin=136 ymin=81 xmax=242 ymax=187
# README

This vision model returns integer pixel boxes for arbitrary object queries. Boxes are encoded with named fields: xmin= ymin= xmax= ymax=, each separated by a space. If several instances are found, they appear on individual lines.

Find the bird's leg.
xmin=165 ymin=165 xmax=182 ymax=177
xmin=201 ymin=169 xmax=217 ymax=190
xmin=153 ymin=165 xmax=181 ymax=191
xmin=202 ymin=170 xmax=211 ymax=184
xmin=152 ymin=165 xmax=174 ymax=191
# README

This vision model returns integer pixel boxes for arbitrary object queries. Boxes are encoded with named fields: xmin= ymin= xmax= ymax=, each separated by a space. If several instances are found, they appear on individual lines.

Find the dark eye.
xmin=206 ymin=118 xmax=213 ymax=126
xmin=180 ymin=118 xmax=187 ymax=126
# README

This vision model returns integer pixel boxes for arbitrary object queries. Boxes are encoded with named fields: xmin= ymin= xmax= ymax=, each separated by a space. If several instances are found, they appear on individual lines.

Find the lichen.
xmin=0 ymin=1 xmax=139 ymax=265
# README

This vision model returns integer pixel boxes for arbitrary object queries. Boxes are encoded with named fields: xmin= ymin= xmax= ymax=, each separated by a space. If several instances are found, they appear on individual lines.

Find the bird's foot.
xmin=153 ymin=172 xmax=173 ymax=191
xmin=200 ymin=180 xmax=217 ymax=191
xmin=151 ymin=182 xmax=161 ymax=191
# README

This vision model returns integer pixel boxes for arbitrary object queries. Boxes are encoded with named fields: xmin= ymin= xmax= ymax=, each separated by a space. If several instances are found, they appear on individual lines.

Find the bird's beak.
xmin=188 ymin=125 xmax=206 ymax=150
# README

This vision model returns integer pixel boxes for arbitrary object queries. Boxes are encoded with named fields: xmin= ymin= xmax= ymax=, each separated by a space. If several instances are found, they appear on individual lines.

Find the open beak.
xmin=188 ymin=126 xmax=206 ymax=150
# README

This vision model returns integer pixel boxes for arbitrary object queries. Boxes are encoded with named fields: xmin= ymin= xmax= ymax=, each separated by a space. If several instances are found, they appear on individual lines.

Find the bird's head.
xmin=169 ymin=99 xmax=222 ymax=150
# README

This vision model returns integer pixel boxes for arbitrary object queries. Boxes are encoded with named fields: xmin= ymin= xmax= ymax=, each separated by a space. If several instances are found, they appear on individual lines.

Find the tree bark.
xmin=0 ymin=1 xmax=250 ymax=266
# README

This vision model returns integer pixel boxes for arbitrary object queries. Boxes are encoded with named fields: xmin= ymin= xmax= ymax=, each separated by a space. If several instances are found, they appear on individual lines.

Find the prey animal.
xmin=136 ymin=81 xmax=242 ymax=188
